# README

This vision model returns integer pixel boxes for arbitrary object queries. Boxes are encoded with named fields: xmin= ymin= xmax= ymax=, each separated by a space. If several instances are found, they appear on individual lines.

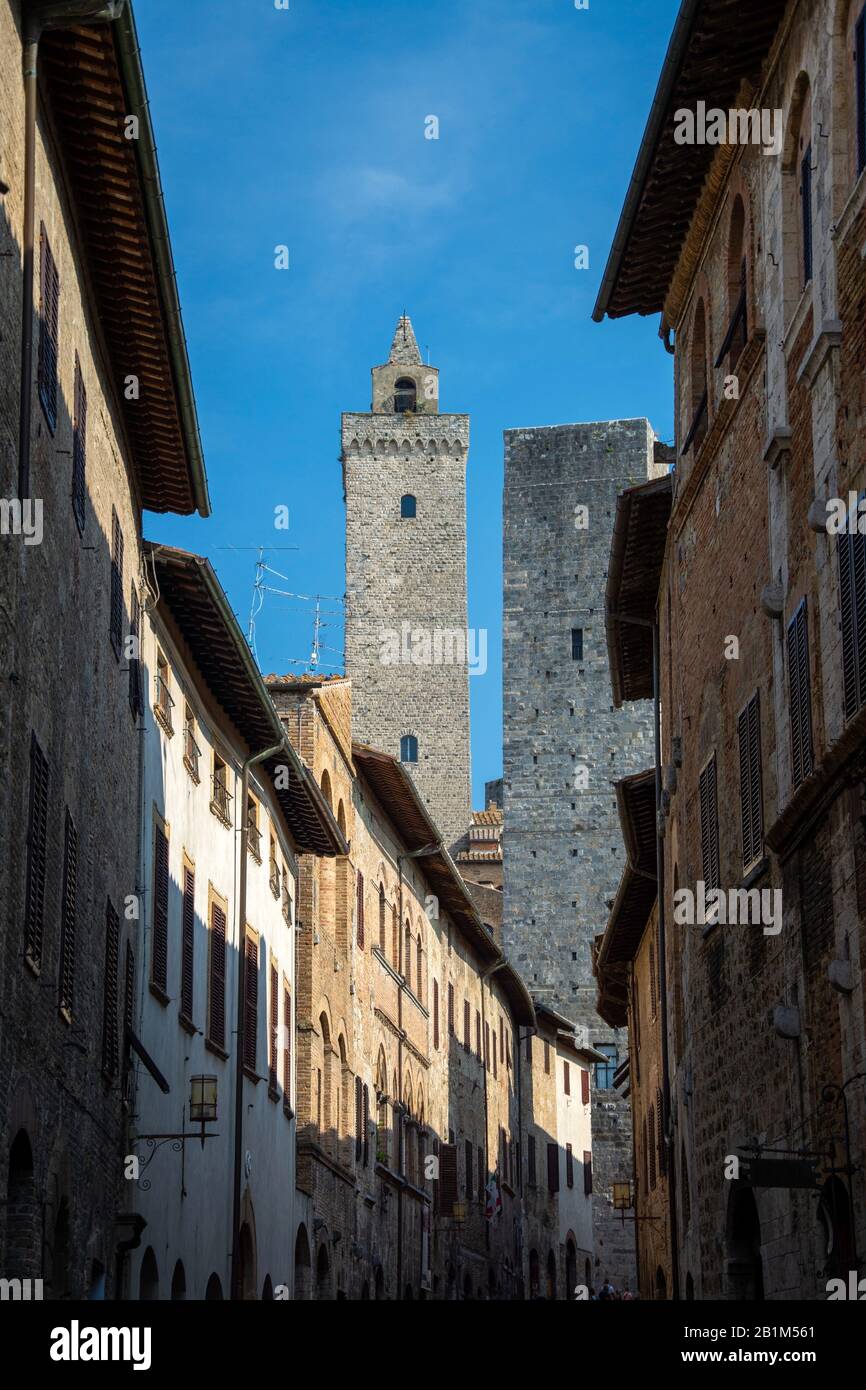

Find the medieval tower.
xmin=342 ymin=316 xmax=472 ymax=853
xmin=501 ymin=418 xmax=667 ymax=1290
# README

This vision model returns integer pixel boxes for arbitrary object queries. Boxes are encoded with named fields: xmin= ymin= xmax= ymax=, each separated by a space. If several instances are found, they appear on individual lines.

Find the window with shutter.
xmin=208 ymin=899 xmax=227 ymax=1049
xmin=128 ymin=585 xmax=143 ymax=717
xmin=72 ymin=356 xmax=86 ymax=532
xmin=243 ymin=933 xmax=258 ymax=1071
xmin=355 ymin=1076 xmax=363 ymax=1162
xmin=801 ymin=145 xmax=813 ymax=286
xmin=543 ymin=1040 xmax=550 ymax=1074
xmin=566 ymin=1143 xmax=574 ymax=1188
xmin=110 ymin=509 xmax=124 ymax=658
xmin=528 ymin=1134 xmax=537 ymax=1185
xmin=477 ymin=1145 xmax=484 ymax=1204
xmin=787 ymin=600 xmax=814 ymax=788
xmin=283 ymin=982 xmax=292 ymax=1111
xmin=180 ymin=864 xmax=194 ymax=1022
xmin=698 ymin=754 xmax=720 ymax=896
xmin=493 ymin=1031 xmax=498 ymax=1078
xmin=475 ymin=1009 xmax=481 ymax=1057
xmin=737 ymin=692 xmax=764 ymax=869
xmin=362 ymin=1083 xmax=369 ymax=1166
xmin=564 ymin=1060 xmax=570 ymax=1095
xmin=838 ymin=524 xmax=866 ymax=721
xmin=101 ymin=899 xmax=120 ymax=1077
xmin=356 ymin=870 xmax=365 ymax=948
xmin=151 ymin=823 xmax=169 ymax=994
xmin=433 ymin=978 xmax=439 ymax=1049
xmin=124 ymin=942 xmax=135 ymax=1035
xmin=583 ymin=1151 xmax=593 ymax=1195
xmin=465 ymin=1139 xmax=473 ymax=1199
xmin=269 ymin=962 xmax=279 ymax=1092
xmin=649 ymin=937 xmax=657 ymax=1017
xmin=547 ymin=1142 xmax=560 ymax=1194
xmin=580 ymin=1067 xmax=590 ymax=1105
xmin=463 ymin=999 xmax=470 ymax=1052
xmin=447 ymin=981 xmax=454 ymax=1033
xmin=38 ymin=224 xmax=59 ymax=431
xmin=59 ymin=809 xmax=77 ymax=1018
xmin=439 ymin=1143 xmax=458 ymax=1214
xmin=485 ymin=1021 xmax=490 ymax=1065
xmin=24 ymin=732 xmax=50 ymax=970
xmin=378 ymin=883 xmax=386 ymax=951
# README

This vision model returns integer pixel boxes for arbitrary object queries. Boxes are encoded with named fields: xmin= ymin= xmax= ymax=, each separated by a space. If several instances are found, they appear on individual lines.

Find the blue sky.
xmin=141 ymin=0 xmax=679 ymax=806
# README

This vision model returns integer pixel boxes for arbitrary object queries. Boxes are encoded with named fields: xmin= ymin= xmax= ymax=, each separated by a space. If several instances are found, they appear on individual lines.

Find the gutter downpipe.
xmin=230 ymin=739 xmax=284 ymax=1302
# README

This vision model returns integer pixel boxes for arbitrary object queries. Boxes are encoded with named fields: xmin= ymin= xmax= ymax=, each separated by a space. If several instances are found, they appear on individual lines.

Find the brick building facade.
xmin=595 ymin=0 xmax=866 ymax=1299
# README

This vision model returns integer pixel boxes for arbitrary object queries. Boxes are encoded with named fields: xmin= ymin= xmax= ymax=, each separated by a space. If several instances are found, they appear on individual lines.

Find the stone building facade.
xmin=0 ymin=0 xmax=208 ymax=1299
xmin=595 ymin=0 xmax=866 ymax=1299
xmin=342 ymin=317 xmax=472 ymax=854
xmin=502 ymin=418 xmax=667 ymax=1288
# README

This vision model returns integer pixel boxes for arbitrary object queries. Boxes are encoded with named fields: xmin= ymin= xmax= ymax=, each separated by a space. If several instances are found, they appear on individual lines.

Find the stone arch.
xmin=205 ymin=1272 xmax=223 ymax=1300
xmin=546 ymin=1249 xmax=557 ymax=1300
xmin=139 ymin=1246 xmax=159 ymax=1301
xmin=171 ymin=1260 xmax=186 ymax=1300
xmin=5 ymin=1129 xmax=39 ymax=1281
xmin=565 ymin=1234 xmax=577 ymax=1298
xmin=655 ymin=1266 xmax=668 ymax=1299
xmin=238 ymin=1189 xmax=258 ymax=1301
xmin=316 ymin=1242 xmax=333 ymax=1300
xmin=294 ymin=1223 xmax=312 ymax=1300
xmin=262 ymin=1274 xmax=274 ymax=1300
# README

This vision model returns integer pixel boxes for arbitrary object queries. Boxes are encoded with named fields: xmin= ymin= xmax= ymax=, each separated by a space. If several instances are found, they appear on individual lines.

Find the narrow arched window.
xmin=394 ymin=377 xmax=416 ymax=413
xmin=400 ymin=494 xmax=416 ymax=519
xmin=400 ymin=734 xmax=418 ymax=763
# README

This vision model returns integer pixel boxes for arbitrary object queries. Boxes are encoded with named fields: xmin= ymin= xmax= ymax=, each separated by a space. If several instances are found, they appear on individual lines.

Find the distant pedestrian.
xmin=598 ymin=1279 xmax=615 ymax=1300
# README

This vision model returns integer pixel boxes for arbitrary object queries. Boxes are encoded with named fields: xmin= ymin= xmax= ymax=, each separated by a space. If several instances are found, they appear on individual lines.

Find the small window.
xmin=210 ymin=753 xmax=232 ymax=827
xmin=183 ymin=704 xmax=200 ymax=782
xmin=38 ymin=224 xmax=59 ymax=432
xmin=394 ymin=378 xmax=416 ymax=413
xmin=154 ymin=650 xmax=174 ymax=734
xmin=400 ymin=734 xmax=418 ymax=763
xmin=571 ymin=628 xmax=583 ymax=661
xmin=595 ymin=1043 xmax=617 ymax=1090
xmin=246 ymin=795 xmax=261 ymax=862
xmin=400 ymin=494 xmax=417 ymax=519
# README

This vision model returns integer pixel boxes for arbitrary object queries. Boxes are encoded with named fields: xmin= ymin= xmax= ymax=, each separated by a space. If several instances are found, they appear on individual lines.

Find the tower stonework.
xmin=343 ymin=317 xmax=472 ymax=852
xmin=502 ymin=417 xmax=667 ymax=1291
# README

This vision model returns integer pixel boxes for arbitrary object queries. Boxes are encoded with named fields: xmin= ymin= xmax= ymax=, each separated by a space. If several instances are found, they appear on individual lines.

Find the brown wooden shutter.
xmin=110 ymin=508 xmax=124 ymax=657
xmin=59 ymin=809 xmax=77 ymax=1016
xmin=787 ymin=599 xmax=814 ymax=787
xmin=152 ymin=826 xmax=169 ymax=992
xmin=439 ymin=1143 xmax=458 ymax=1213
xmin=243 ymin=934 xmax=258 ymax=1071
xmin=433 ymin=978 xmax=440 ymax=1049
xmin=583 ymin=1151 xmax=593 ymax=1195
xmin=547 ymin=1142 xmax=559 ymax=1193
xmin=838 ymin=527 xmax=866 ymax=720
xmin=543 ymin=1040 xmax=550 ymax=1074
xmin=101 ymin=899 xmax=120 ymax=1077
xmin=485 ymin=1021 xmax=490 ymax=1065
xmin=282 ymin=982 xmax=291 ymax=1104
xmin=38 ymin=224 xmax=59 ymax=430
xmin=269 ymin=962 xmax=279 ymax=1088
xmin=362 ymin=1083 xmax=369 ymax=1166
xmin=447 ymin=981 xmax=454 ymax=1033
xmin=124 ymin=941 xmax=135 ymax=1035
xmin=566 ymin=1143 xmax=574 ymax=1188
xmin=24 ymin=732 xmax=50 ymax=968
xmin=72 ymin=355 xmax=86 ymax=532
xmin=580 ymin=1067 xmax=590 ymax=1104
xmin=738 ymin=692 xmax=764 ymax=869
xmin=564 ymin=1060 xmax=570 ymax=1095
xmin=475 ymin=1009 xmax=481 ymax=1057
xmin=699 ymin=754 xmax=720 ymax=892
xmin=493 ymin=1031 xmax=498 ymax=1078
xmin=355 ymin=1076 xmax=363 ymax=1162
xmin=356 ymin=870 xmax=364 ymax=948
xmin=180 ymin=865 xmax=194 ymax=1020
xmin=378 ymin=884 xmax=386 ymax=951
xmin=209 ymin=901 xmax=227 ymax=1048
xmin=463 ymin=998 xmax=470 ymax=1052
xmin=128 ymin=584 xmax=143 ymax=717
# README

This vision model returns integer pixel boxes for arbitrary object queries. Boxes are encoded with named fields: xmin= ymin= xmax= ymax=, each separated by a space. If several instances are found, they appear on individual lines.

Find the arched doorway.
xmin=528 ymin=1249 xmax=540 ymax=1299
xmin=316 ymin=1243 xmax=332 ymax=1300
xmin=239 ymin=1221 xmax=256 ymax=1301
xmin=361 ymin=1280 xmax=370 ymax=1300
xmin=818 ymin=1176 xmax=855 ymax=1281
xmin=139 ymin=1247 xmax=159 ymax=1301
xmin=726 ymin=1186 xmax=764 ymax=1299
xmin=655 ymin=1266 xmax=667 ymax=1300
xmin=294 ymin=1225 xmax=311 ymax=1300
xmin=565 ymin=1238 xmax=577 ymax=1298
xmin=262 ymin=1275 xmax=274 ymax=1300
xmin=171 ymin=1261 xmax=186 ymax=1301
xmin=205 ymin=1273 xmax=223 ymax=1301
xmin=374 ymin=1264 xmax=385 ymax=1300
xmin=6 ymin=1130 xmax=38 ymax=1281
xmin=686 ymin=1272 xmax=695 ymax=1300
xmin=546 ymin=1251 xmax=557 ymax=1300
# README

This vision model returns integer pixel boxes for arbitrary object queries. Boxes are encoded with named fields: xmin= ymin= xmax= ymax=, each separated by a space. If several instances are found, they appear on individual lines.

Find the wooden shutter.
xmin=209 ymin=901 xmax=227 ymax=1048
xmin=475 ymin=1009 xmax=481 ymax=1057
xmin=356 ymin=870 xmax=364 ymax=948
xmin=801 ymin=146 xmax=813 ymax=285
xmin=463 ymin=998 xmax=470 ymax=1052
xmin=128 ymin=584 xmax=143 ymax=717
xmin=528 ymin=1134 xmax=536 ymax=1185
xmin=583 ymin=1151 xmax=593 ymax=1195
xmin=787 ymin=600 xmax=814 ymax=787
xmin=465 ymin=1139 xmax=473 ymax=1199
xmin=564 ymin=1060 xmax=570 ymax=1095
xmin=72 ymin=355 xmax=86 ymax=531
xmin=493 ymin=1032 xmax=497 ymax=1078
xmin=839 ymin=526 xmax=866 ymax=720
xmin=433 ymin=978 xmax=439 ymax=1049
xmin=447 ymin=981 xmax=454 ymax=1033
xmin=699 ymin=754 xmax=720 ymax=892
xmin=566 ymin=1143 xmax=574 ymax=1188
xmin=485 ymin=1021 xmax=490 ymax=1065
xmin=37 ymin=224 xmax=59 ymax=430
xmin=738 ymin=692 xmax=764 ymax=869
xmin=180 ymin=865 xmax=194 ymax=1020
xmin=110 ymin=508 xmax=124 ymax=656
xmin=269 ymin=962 xmax=279 ymax=1089
xmin=547 ymin=1142 xmax=559 ymax=1193
xmin=59 ymin=809 xmax=77 ymax=1016
xmin=282 ymin=982 xmax=292 ymax=1105
xmin=580 ymin=1067 xmax=590 ymax=1105
xmin=355 ymin=1076 xmax=363 ymax=1162
xmin=124 ymin=942 xmax=135 ymax=1035
xmin=24 ymin=732 xmax=50 ymax=968
xmin=439 ymin=1143 xmax=458 ymax=1213
xmin=152 ymin=825 xmax=169 ymax=992
xmin=543 ymin=1040 xmax=550 ymax=1074
xmin=101 ymin=899 xmax=120 ymax=1077
xmin=243 ymin=933 xmax=258 ymax=1071
xmin=362 ymin=1083 xmax=369 ymax=1166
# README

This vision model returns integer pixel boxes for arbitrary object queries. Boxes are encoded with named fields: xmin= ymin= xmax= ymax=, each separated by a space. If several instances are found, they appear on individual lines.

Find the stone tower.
xmin=501 ymin=417 xmax=667 ymax=1290
xmin=342 ymin=316 xmax=472 ymax=853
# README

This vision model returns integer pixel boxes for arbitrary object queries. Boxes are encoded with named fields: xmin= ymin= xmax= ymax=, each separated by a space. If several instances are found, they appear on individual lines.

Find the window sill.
xmin=209 ymin=800 xmax=232 ymax=830
xmin=154 ymin=707 xmax=174 ymax=738
xmin=24 ymin=950 xmax=41 ymax=979
xmin=782 ymin=280 xmax=813 ymax=359
xmin=183 ymin=757 xmax=200 ymax=785
xmin=149 ymin=981 xmax=170 ymax=1007
xmin=205 ymin=1036 xmax=229 ymax=1061
xmin=283 ymin=1102 xmax=294 ymax=1122
xmin=243 ymin=1065 xmax=262 ymax=1085
xmin=268 ymin=1083 xmax=280 ymax=1104
xmin=178 ymin=1012 xmax=197 ymax=1036
xmin=741 ymin=855 xmax=769 ymax=889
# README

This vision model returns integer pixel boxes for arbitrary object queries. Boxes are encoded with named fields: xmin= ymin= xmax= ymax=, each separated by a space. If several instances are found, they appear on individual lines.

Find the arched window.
xmin=394 ymin=378 xmax=416 ymax=413
xmin=400 ymin=734 xmax=418 ymax=763
xmin=724 ymin=195 xmax=747 ymax=369
xmin=404 ymin=920 xmax=412 ymax=982
xmin=400 ymin=494 xmax=417 ymax=519
xmin=416 ymin=931 xmax=423 ymax=1001
xmin=683 ymin=297 xmax=708 ymax=454
xmin=392 ymin=902 xmax=399 ymax=964
xmin=378 ymin=883 xmax=386 ymax=953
